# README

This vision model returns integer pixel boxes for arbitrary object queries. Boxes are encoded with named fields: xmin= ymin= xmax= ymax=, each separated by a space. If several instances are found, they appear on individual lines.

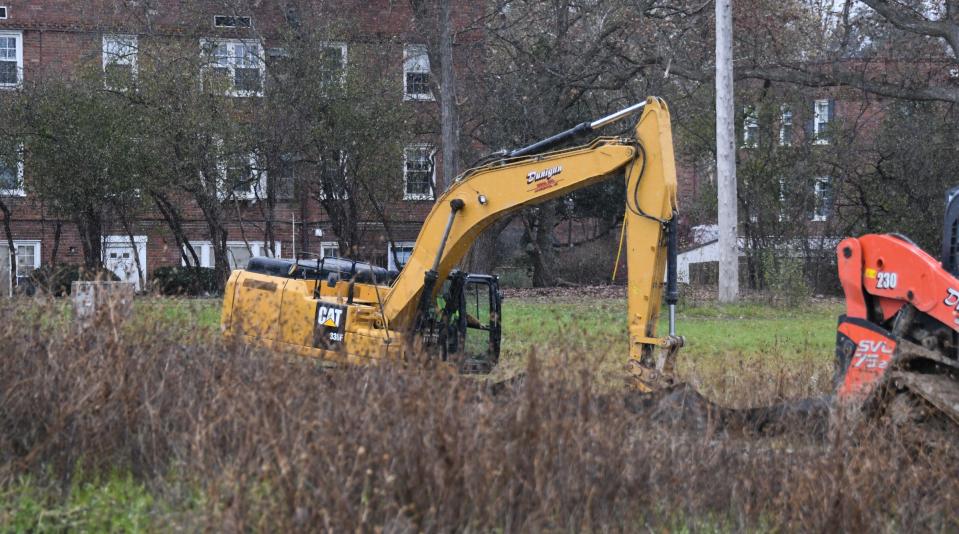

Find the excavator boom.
xmin=382 ymin=98 xmax=680 ymax=365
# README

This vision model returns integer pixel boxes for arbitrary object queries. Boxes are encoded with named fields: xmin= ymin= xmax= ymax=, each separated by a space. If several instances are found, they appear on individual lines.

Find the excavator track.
xmin=885 ymin=371 xmax=959 ymax=425
xmin=871 ymin=339 xmax=959 ymax=428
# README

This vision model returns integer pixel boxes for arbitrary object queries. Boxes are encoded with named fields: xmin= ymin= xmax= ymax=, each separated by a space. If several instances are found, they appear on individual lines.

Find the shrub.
xmin=152 ymin=266 xmax=218 ymax=296
xmin=29 ymin=265 xmax=120 ymax=296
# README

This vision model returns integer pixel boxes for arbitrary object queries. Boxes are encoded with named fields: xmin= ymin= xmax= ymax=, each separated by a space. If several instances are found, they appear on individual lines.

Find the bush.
xmin=29 ymin=265 xmax=120 ymax=296
xmin=152 ymin=266 xmax=218 ymax=296
xmin=553 ymin=238 xmax=619 ymax=285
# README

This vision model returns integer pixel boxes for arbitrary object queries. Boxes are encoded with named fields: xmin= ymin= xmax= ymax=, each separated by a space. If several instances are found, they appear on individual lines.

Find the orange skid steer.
xmin=835 ymin=189 xmax=959 ymax=424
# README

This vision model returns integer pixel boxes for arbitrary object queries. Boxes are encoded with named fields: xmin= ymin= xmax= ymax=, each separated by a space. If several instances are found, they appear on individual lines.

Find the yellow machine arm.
xmin=382 ymin=97 xmax=681 ymax=370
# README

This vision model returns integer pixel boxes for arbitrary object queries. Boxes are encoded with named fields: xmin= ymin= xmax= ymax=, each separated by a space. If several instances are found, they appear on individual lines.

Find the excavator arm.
xmin=382 ymin=97 xmax=681 ymax=378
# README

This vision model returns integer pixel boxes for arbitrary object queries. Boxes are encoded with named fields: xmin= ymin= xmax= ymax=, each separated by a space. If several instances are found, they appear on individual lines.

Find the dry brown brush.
xmin=1 ymin=300 xmax=958 ymax=531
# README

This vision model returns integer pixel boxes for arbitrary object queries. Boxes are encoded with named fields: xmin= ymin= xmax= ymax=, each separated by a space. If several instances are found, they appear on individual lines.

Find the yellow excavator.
xmin=221 ymin=97 xmax=683 ymax=389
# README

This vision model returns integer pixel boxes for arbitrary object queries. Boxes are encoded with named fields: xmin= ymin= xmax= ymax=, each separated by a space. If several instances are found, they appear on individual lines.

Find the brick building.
xmin=0 ymin=0 xmax=480 ymax=293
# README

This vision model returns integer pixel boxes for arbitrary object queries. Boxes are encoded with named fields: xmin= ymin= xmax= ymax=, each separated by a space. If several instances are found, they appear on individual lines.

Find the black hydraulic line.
xmin=507 ymin=101 xmax=649 ymax=159
xmin=666 ymin=217 xmax=679 ymax=338
xmin=508 ymin=122 xmax=593 ymax=158
xmin=414 ymin=198 xmax=466 ymax=336
xmin=432 ymin=198 xmax=465 ymax=271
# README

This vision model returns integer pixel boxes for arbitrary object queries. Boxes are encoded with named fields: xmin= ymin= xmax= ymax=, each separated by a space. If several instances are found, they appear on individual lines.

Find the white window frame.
xmin=201 ymin=38 xmax=265 ymax=97
xmin=0 ymin=30 xmax=23 ymax=89
xmin=387 ymin=241 xmax=415 ymax=271
xmin=742 ymin=106 xmax=758 ymax=148
xmin=320 ymin=241 xmax=340 ymax=259
xmin=182 ymin=240 xmax=214 ymax=268
xmin=403 ymin=44 xmax=433 ymax=101
xmin=811 ymin=177 xmax=832 ymax=222
xmin=218 ymin=152 xmax=267 ymax=201
xmin=102 ymin=34 xmax=138 ymax=88
xmin=0 ymin=7 xmax=8 ymax=20
xmin=403 ymin=144 xmax=435 ymax=201
xmin=779 ymin=106 xmax=793 ymax=146
xmin=0 ymin=144 xmax=24 ymax=197
xmin=225 ymin=240 xmax=282 ymax=269
xmin=10 ymin=240 xmax=40 ymax=281
xmin=813 ymin=99 xmax=831 ymax=145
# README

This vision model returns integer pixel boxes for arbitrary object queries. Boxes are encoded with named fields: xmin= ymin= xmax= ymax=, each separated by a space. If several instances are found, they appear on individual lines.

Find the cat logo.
xmin=315 ymin=303 xmax=347 ymax=349
xmin=317 ymin=305 xmax=343 ymax=328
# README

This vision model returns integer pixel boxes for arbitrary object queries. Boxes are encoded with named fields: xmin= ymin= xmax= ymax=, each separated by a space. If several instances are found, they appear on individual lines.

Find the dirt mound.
xmin=623 ymin=383 xmax=831 ymax=437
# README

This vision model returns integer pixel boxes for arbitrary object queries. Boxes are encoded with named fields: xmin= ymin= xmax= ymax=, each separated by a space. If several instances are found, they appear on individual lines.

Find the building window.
xmin=387 ymin=241 xmax=415 ymax=271
xmin=742 ymin=106 xmax=758 ymax=148
xmin=319 ymin=43 xmax=347 ymax=86
xmin=226 ymin=241 xmax=281 ymax=270
xmin=273 ymin=157 xmax=296 ymax=200
xmin=220 ymin=153 xmax=266 ymax=200
xmin=0 ymin=30 xmax=23 ymax=88
xmin=102 ymin=35 xmax=138 ymax=89
xmin=403 ymin=44 xmax=433 ymax=101
xmin=813 ymin=99 xmax=832 ymax=145
xmin=811 ymin=177 xmax=832 ymax=222
xmin=779 ymin=106 xmax=793 ymax=146
xmin=403 ymin=144 xmax=435 ymax=200
xmin=202 ymin=39 xmax=264 ymax=97
xmin=213 ymin=15 xmax=252 ymax=28
xmin=0 ymin=148 xmax=24 ymax=197
xmin=182 ymin=241 xmax=214 ymax=268
xmin=12 ymin=241 xmax=39 ymax=285
xmin=318 ymin=150 xmax=349 ymax=200
xmin=320 ymin=241 xmax=340 ymax=259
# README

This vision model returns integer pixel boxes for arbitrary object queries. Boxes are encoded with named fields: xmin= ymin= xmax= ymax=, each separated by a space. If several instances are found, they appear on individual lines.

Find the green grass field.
xmin=138 ymin=293 xmax=842 ymax=402
xmin=139 ymin=294 xmax=840 ymax=369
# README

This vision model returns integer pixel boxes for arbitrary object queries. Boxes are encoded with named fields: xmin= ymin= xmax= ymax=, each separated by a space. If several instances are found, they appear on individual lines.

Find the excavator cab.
xmin=437 ymin=271 xmax=502 ymax=373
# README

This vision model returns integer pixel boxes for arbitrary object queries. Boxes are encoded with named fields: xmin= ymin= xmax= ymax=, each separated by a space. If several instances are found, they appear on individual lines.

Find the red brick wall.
xmin=0 ymin=0 xmax=481 ymax=278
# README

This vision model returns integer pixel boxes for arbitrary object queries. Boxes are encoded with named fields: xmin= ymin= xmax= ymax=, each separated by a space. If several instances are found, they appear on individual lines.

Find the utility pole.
xmin=716 ymin=0 xmax=738 ymax=302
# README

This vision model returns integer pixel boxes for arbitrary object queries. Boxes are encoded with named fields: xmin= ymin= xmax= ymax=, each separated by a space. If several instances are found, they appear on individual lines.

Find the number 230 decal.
xmin=876 ymin=271 xmax=898 ymax=289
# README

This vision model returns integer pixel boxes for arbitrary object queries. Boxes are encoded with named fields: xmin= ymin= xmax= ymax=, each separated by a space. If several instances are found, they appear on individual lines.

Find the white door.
xmin=103 ymin=236 xmax=147 ymax=290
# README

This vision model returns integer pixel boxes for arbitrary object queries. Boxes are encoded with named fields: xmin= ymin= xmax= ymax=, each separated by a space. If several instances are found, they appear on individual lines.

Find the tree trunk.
xmin=50 ymin=220 xmax=62 ymax=266
xmin=0 ymin=199 xmax=15 ymax=267
xmin=527 ymin=204 xmax=557 ymax=287
xmin=437 ymin=0 xmax=459 ymax=192
xmin=210 ymin=221 xmax=230 ymax=290
xmin=77 ymin=209 xmax=103 ymax=271
xmin=153 ymin=193 xmax=199 ymax=267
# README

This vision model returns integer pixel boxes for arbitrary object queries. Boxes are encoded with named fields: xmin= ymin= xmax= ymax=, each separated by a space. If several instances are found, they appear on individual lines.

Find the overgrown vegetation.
xmin=3 ymin=295 xmax=958 ymax=531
